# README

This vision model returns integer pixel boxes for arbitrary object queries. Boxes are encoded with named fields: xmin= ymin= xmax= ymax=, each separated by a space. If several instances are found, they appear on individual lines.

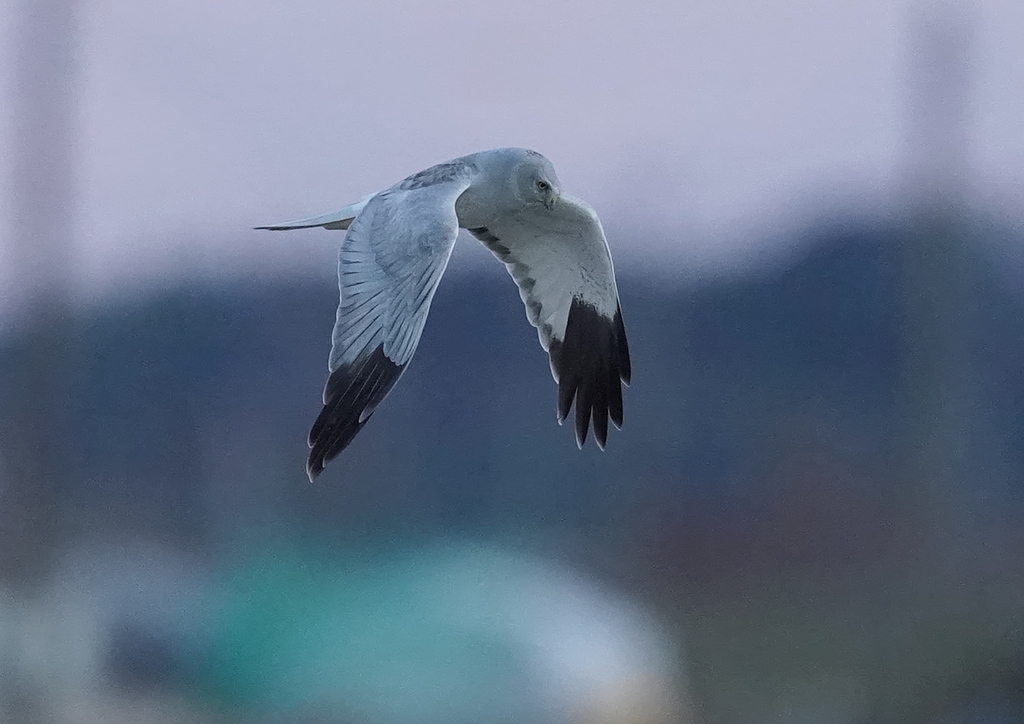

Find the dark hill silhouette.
xmin=2 ymin=221 xmax=1021 ymax=546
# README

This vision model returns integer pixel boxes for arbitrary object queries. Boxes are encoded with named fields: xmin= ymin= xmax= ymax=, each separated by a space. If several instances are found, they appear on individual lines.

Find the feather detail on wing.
xmin=304 ymin=177 xmax=470 ymax=479
xmin=306 ymin=344 xmax=403 ymax=480
xmin=468 ymin=194 xmax=630 ymax=449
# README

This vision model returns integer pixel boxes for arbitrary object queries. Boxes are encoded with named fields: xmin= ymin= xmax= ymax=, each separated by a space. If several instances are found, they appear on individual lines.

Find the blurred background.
xmin=1 ymin=0 xmax=1023 ymax=722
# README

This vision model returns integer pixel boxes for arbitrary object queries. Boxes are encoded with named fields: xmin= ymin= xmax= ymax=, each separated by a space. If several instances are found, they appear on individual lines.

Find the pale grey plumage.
xmin=257 ymin=148 xmax=630 ymax=480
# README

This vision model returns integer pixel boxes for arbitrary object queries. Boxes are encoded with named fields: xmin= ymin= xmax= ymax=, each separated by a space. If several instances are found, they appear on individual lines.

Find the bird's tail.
xmin=255 ymin=194 xmax=374 ymax=231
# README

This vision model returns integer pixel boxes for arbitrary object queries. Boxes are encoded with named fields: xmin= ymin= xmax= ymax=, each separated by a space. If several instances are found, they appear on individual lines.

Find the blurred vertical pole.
xmin=899 ymin=4 xmax=973 ymax=545
xmin=0 ymin=0 xmax=79 ymax=720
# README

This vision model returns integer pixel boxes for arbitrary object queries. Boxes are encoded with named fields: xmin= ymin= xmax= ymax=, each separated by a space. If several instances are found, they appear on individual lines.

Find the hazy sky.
xmin=1 ymin=0 xmax=1022 ymax=303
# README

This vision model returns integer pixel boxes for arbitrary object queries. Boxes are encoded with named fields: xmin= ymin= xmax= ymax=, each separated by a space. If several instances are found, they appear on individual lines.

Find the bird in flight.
xmin=257 ymin=148 xmax=630 ymax=481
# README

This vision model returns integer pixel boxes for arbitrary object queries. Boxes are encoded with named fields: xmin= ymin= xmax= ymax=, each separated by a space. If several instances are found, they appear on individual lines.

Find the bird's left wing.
xmin=467 ymin=195 xmax=631 ymax=449
xmin=304 ymin=178 xmax=471 ymax=480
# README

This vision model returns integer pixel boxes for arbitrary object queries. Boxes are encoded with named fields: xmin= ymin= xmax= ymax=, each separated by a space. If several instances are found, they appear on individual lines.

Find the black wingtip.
xmin=305 ymin=345 xmax=404 ymax=479
xmin=615 ymin=306 xmax=631 ymax=385
xmin=592 ymin=385 xmax=609 ymax=449
xmin=550 ymin=299 xmax=631 ymax=451
xmin=574 ymin=379 xmax=591 ymax=448
xmin=557 ymin=374 xmax=578 ymax=425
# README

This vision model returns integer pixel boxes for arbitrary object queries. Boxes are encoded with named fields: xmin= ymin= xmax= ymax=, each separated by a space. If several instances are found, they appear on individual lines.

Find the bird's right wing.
xmin=304 ymin=178 xmax=471 ymax=480
xmin=468 ymin=194 xmax=630 ymax=449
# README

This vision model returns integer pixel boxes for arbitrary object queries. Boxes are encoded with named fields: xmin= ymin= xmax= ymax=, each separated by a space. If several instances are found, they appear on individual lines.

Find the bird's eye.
xmin=536 ymin=180 xmax=550 ymax=192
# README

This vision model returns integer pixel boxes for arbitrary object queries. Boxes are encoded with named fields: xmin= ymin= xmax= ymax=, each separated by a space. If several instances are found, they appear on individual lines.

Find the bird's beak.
xmin=545 ymin=193 xmax=558 ymax=211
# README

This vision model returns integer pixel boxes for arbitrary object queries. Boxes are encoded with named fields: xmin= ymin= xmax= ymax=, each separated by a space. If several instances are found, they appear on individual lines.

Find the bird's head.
xmin=512 ymin=149 xmax=561 ymax=210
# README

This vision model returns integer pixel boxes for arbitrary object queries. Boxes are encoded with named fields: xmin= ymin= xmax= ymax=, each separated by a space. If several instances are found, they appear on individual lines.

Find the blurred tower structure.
xmin=0 ymin=0 xmax=79 ymax=720
xmin=899 ymin=4 xmax=974 ymax=539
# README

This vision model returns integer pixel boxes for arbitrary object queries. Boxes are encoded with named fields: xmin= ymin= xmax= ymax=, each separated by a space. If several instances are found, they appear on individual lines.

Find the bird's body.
xmin=258 ymin=148 xmax=630 ymax=481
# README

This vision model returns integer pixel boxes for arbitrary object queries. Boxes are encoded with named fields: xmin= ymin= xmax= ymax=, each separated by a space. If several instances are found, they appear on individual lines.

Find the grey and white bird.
xmin=257 ymin=148 xmax=631 ymax=481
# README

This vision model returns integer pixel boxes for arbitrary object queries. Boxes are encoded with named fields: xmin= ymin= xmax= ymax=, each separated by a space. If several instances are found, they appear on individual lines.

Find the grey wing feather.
xmin=306 ymin=177 xmax=471 ymax=479
xmin=468 ymin=194 xmax=630 ymax=450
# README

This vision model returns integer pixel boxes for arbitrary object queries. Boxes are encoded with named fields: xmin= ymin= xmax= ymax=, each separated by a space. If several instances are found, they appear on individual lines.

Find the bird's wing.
xmin=467 ymin=194 xmax=630 ymax=449
xmin=306 ymin=178 xmax=471 ymax=480
xmin=255 ymin=194 xmax=376 ymax=231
